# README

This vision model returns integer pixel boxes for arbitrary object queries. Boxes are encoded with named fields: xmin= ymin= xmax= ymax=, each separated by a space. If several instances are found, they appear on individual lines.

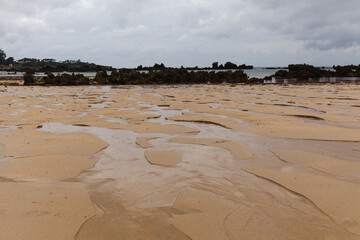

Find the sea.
xmin=0 ymin=67 xmax=281 ymax=78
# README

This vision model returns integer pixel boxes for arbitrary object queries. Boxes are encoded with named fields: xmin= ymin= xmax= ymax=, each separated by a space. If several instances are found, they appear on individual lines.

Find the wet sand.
xmin=0 ymin=84 xmax=359 ymax=239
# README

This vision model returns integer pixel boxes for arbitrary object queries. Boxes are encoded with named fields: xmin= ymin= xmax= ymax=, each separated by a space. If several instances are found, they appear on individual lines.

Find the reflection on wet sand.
xmin=0 ymin=84 xmax=359 ymax=240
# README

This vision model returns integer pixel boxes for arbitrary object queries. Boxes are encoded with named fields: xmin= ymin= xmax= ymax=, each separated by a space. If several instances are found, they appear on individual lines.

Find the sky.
xmin=0 ymin=0 xmax=359 ymax=68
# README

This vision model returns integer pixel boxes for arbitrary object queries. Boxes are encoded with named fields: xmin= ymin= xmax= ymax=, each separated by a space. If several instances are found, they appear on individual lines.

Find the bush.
xmin=41 ymin=73 xmax=90 ymax=86
xmin=43 ymin=72 xmax=55 ymax=85
xmin=23 ymin=73 xmax=35 ymax=85
xmin=91 ymin=69 xmax=248 ymax=85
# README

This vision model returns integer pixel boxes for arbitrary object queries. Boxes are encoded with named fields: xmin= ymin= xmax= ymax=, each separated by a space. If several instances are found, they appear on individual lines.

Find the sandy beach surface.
xmin=0 ymin=83 xmax=360 ymax=239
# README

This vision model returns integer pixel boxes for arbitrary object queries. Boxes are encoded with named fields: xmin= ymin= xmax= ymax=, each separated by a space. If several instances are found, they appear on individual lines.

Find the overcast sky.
xmin=0 ymin=0 xmax=359 ymax=67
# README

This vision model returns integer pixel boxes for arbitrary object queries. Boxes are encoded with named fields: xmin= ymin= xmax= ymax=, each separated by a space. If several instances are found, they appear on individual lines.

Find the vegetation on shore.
xmin=24 ymin=69 xmax=250 ymax=86
xmin=272 ymin=64 xmax=360 ymax=80
xmin=20 ymin=64 xmax=360 ymax=86
xmin=2 ymin=49 xmax=360 ymax=86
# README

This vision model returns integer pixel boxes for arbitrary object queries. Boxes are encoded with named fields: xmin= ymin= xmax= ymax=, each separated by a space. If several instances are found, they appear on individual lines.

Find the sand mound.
xmin=0 ymin=130 xmax=109 ymax=158
xmin=136 ymin=137 xmax=157 ymax=149
xmin=0 ymin=182 xmax=95 ymax=240
xmin=243 ymin=166 xmax=360 ymax=235
xmin=145 ymin=150 xmax=182 ymax=166
xmin=271 ymin=149 xmax=360 ymax=179
xmin=0 ymin=155 xmax=96 ymax=181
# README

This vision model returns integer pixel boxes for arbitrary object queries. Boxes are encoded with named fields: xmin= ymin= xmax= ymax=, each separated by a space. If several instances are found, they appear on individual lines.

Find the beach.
xmin=0 ymin=83 xmax=360 ymax=239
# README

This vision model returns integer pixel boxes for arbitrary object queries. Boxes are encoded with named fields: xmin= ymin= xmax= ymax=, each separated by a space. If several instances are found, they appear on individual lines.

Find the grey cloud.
xmin=246 ymin=0 xmax=360 ymax=50
xmin=0 ymin=0 xmax=359 ymax=67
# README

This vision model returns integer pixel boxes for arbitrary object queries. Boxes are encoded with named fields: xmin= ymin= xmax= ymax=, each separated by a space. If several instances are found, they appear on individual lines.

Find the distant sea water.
xmin=244 ymin=67 xmax=282 ymax=78
xmin=189 ymin=68 xmax=283 ymax=78
xmin=0 ymin=68 xmax=281 ymax=79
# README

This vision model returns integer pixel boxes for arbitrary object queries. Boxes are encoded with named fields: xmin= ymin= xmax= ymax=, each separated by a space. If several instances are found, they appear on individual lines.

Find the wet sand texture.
xmin=0 ymin=84 xmax=360 ymax=239
xmin=0 ymin=128 xmax=108 ymax=239
xmin=170 ymin=137 xmax=253 ymax=160
xmin=243 ymin=166 xmax=360 ymax=235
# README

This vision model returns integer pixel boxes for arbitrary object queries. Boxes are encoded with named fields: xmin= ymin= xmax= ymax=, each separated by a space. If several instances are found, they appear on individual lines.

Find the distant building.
xmin=16 ymin=58 xmax=38 ymax=64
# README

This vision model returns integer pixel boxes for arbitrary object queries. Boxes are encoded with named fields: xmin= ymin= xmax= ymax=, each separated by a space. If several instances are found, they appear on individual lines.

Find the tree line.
xmin=0 ymin=49 xmax=112 ymax=72
xmin=0 ymin=49 xmax=14 ymax=66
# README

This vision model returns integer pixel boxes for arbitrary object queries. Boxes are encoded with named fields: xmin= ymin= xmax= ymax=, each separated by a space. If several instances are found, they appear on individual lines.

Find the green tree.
xmin=0 ymin=49 xmax=6 ymax=65
xmin=5 ymin=57 xmax=14 ymax=65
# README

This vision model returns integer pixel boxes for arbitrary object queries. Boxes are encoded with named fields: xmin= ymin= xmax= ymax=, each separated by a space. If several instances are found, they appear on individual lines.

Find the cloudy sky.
xmin=0 ymin=0 xmax=359 ymax=67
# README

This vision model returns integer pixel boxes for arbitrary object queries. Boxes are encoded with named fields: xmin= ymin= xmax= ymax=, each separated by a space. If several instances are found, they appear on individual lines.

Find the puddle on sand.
xmin=37 ymin=110 xmax=359 ymax=239
xmin=208 ymin=103 xmax=221 ymax=109
xmin=0 ymin=125 xmax=18 ymax=167
xmin=39 ymin=123 xmax=249 ymax=208
xmin=146 ymin=105 xmax=184 ymax=123
xmin=90 ymin=102 xmax=112 ymax=108
xmin=106 ymin=118 xmax=129 ymax=124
